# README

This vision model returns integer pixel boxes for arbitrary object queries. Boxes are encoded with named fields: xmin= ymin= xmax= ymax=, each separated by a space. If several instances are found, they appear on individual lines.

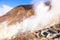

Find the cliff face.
xmin=0 ymin=4 xmax=34 ymax=25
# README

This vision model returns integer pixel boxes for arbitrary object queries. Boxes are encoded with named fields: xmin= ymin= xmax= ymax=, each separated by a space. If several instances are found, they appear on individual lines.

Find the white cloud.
xmin=31 ymin=0 xmax=48 ymax=4
xmin=0 ymin=4 xmax=13 ymax=16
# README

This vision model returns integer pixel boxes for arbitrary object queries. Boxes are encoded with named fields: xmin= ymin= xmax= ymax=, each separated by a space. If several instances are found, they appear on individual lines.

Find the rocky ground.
xmin=10 ymin=24 xmax=60 ymax=40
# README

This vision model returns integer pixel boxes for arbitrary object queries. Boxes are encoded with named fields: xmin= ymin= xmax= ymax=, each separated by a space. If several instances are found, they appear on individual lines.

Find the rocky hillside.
xmin=0 ymin=4 xmax=34 ymax=25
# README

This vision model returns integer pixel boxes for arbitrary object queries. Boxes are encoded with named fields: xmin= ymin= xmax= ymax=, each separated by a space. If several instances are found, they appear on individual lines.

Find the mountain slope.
xmin=0 ymin=4 xmax=34 ymax=25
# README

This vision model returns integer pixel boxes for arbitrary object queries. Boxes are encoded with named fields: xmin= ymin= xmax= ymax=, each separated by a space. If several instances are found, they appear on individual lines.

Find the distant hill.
xmin=0 ymin=4 xmax=34 ymax=25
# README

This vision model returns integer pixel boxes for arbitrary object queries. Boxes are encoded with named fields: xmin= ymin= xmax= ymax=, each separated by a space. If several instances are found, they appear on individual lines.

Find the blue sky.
xmin=0 ymin=0 xmax=48 ymax=7
xmin=0 ymin=0 xmax=32 ymax=7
